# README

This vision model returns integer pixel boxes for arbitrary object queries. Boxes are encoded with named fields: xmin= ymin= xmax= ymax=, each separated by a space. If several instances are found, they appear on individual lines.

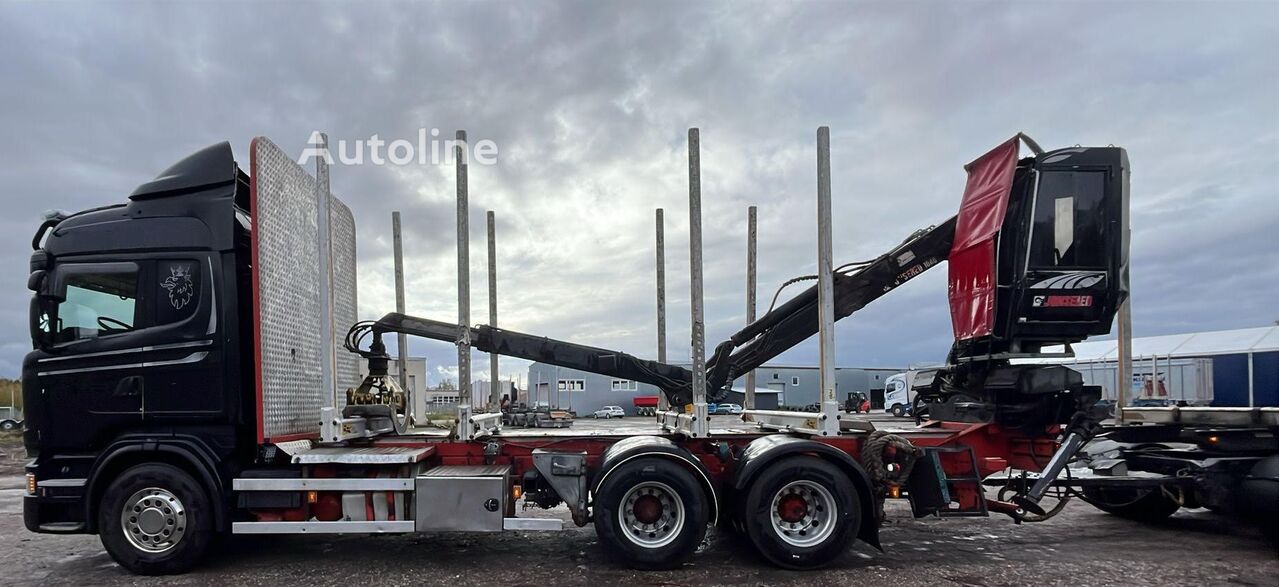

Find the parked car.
xmin=715 ymin=403 xmax=743 ymax=415
xmin=592 ymin=405 xmax=626 ymax=419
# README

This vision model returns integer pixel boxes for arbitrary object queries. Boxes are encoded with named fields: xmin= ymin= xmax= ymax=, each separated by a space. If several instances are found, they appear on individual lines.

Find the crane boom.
xmin=363 ymin=216 xmax=956 ymax=407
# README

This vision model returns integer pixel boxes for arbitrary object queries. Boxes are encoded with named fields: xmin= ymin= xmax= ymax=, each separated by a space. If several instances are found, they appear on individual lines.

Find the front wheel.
xmin=740 ymin=456 xmax=860 ymax=569
xmin=890 ymin=404 xmax=905 ymax=418
xmin=593 ymin=457 xmax=709 ymax=570
xmin=98 ymin=464 xmax=213 ymax=575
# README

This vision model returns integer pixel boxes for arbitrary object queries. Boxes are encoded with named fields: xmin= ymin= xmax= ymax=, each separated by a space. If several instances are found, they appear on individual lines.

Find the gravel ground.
xmin=3 ymin=420 xmax=1276 ymax=586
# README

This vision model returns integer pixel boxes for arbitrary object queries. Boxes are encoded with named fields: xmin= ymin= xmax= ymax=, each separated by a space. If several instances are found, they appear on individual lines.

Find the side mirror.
xmin=27 ymin=270 xmax=45 ymax=292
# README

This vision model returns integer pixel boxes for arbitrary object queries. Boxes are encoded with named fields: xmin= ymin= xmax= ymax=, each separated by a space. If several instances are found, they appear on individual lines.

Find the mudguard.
xmin=84 ymin=434 xmax=228 ymax=532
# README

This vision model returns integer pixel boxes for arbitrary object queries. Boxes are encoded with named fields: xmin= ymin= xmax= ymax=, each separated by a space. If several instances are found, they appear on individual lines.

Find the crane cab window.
xmin=50 ymin=268 xmax=139 ymax=343
xmin=1029 ymin=171 xmax=1108 ymax=268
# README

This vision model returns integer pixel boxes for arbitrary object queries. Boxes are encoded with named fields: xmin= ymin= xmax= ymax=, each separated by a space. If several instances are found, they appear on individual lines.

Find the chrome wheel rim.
xmin=769 ymin=480 xmax=837 ymax=547
xmin=121 ymin=487 xmax=187 ymax=553
xmin=619 ymin=481 xmax=684 ymax=548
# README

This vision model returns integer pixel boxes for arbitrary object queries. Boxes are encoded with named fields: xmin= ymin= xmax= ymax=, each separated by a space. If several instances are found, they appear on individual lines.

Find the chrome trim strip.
xmin=503 ymin=518 xmax=563 ymax=531
xmin=36 ymin=340 xmax=212 ymax=363
xmin=232 ymin=521 xmax=414 ymax=535
xmin=206 ymin=257 xmax=217 ymax=335
xmin=37 ymin=351 xmax=208 ymax=376
xmin=37 ymin=478 xmax=87 ymax=488
xmin=233 ymin=478 xmax=414 ymax=491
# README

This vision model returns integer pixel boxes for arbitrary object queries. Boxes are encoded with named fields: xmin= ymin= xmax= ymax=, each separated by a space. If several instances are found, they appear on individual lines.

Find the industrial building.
xmin=1036 ymin=325 xmax=1279 ymax=407
xmin=526 ymin=362 xmax=900 ymax=416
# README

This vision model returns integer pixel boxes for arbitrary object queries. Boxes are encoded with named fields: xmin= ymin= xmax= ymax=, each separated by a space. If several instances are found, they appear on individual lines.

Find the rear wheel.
xmin=98 ymin=464 xmax=213 ymax=575
xmin=593 ymin=457 xmax=709 ymax=569
xmin=1081 ymin=485 xmax=1181 ymax=522
xmin=741 ymin=456 xmax=860 ymax=569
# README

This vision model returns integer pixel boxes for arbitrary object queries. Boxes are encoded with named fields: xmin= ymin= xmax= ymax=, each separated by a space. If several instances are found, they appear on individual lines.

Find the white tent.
xmin=1040 ymin=325 xmax=1279 ymax=360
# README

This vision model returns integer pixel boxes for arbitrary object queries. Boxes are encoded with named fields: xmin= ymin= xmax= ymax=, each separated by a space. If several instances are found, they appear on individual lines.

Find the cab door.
xmin=30 ymin=262 xmax=148 ymax=451
xmin=29 ymin=255 xmax=224 ymax=451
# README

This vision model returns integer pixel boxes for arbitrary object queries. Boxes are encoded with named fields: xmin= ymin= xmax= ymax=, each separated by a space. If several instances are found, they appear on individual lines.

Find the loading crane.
xmin=352 ymin=133 xmax=1128 ymax=438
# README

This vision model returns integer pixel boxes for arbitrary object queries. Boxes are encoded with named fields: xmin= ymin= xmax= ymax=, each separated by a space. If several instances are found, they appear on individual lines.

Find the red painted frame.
xmin=358 ymin=421 xmax=1058 ymax=515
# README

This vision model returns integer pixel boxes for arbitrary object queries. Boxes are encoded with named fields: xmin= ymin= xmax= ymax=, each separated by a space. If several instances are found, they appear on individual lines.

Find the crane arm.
xmin=704 ymin=216 xmax=955 ymax=395
xmin=357 ymin=216 xmax=955 ymax=407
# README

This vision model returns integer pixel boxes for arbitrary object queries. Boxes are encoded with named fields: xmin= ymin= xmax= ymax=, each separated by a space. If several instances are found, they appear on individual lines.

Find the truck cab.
xmin=883 ymin=373 xmax=912 ymax=417
xmin=23 ymin=142 xmax=254 ymax=535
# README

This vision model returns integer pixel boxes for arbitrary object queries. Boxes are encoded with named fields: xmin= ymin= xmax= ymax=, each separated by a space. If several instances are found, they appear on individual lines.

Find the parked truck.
xmin=25 ymin=132 xmax=1170 ymax=575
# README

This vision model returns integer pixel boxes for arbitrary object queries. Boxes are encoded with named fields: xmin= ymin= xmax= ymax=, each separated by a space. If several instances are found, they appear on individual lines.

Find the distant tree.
xmin=0 ymin=379 xmax=20 ymax=411
xmin=437 ymin=379 xmax=456 ymax=391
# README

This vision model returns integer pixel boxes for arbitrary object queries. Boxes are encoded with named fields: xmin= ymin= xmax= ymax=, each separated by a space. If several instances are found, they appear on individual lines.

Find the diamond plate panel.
xmin=330 ymin=197 xmax=359 ymax=405
xmin=251 ymin=137 xmax=358 ymax=442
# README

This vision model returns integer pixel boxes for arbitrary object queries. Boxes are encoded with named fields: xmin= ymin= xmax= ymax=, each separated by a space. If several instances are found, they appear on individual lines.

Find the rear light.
xmin=26 ymin=473 xmax=36 ymax=495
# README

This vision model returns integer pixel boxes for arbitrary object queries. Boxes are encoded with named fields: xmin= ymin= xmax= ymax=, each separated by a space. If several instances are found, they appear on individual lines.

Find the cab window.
xmin=155 ymin=260 xmax=200 ymax=325
xmin=1028 ymin=171 xmax=1108 ymax=268
xmin=51 ymin=269 xmax=139 ymax=343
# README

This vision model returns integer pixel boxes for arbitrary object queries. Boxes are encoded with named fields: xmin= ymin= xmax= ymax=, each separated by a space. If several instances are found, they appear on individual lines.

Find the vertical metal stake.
xmin=315 ymin=132 xmax=336 ymax=411
xmin=655 ymin=208 xmax=669 ymax=414
xmin=1247 ymin=352 xmax=1255 ymax=408
xmin=392 ymin=211 xmax=410 ymax=423
xmin=487 ymin=210 xmax=500 ymax=411
xmin=745 ymin=205 xmax=758 ymax=411
xmin=687 ymin=128 xmax=708 ymax=438
xmin=455 ymin=130 xmax=472 ymax=413
xmin=1116 ymin=298 xmax=1132 ymax=423
xmin=816 ymin=127 xmax=838 ymax=436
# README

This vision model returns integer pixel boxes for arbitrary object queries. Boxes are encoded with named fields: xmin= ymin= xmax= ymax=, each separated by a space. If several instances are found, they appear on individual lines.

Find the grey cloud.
xmin=0 ymin=1 xmax=1275 ymax=383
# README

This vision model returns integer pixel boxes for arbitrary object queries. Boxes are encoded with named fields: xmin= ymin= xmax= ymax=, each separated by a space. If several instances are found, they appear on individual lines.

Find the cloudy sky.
xmin=1 ymin=1 xmax=1276 ymax=387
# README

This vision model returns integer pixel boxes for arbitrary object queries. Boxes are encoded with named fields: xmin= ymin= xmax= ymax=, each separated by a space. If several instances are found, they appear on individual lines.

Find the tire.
xmin=1081 ymin=485 xmax=1181 ymax=523
xmin=890 ymin=404 xmax=905 ymax=418
xmin=593 ymin=457 xmax=709 ymax=570
xmin=740 ymin=456 xmax=860 ymax=570
xmin=0 ymin=420 xmax=16 ymax=431
xmin=98 ymin=463 xmax=213 ymax=575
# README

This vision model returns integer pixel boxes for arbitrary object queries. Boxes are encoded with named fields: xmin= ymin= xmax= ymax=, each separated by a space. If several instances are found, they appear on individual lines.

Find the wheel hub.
xmin=769 ymin=480 xmax=837 ymax=548
xmin=121 ymin=487 xmax=187 ymax=553
xmin=633 ymin=494 xmax=663 ymax=524
xmin=619 ymin=481 xmax=685 ymax=549
xmin=777 ymin=494 xmax=808 ymax=523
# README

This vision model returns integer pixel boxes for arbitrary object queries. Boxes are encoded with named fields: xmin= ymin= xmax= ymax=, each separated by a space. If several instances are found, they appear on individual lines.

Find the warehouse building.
xmin=526 ymin=362 xmax=900 ymax=416
xmin=1036 ymin=325 xmax=1279 ymax=407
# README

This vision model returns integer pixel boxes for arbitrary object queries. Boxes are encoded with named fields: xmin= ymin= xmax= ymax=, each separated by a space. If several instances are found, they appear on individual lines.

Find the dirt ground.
xmin=4 ymin=417 xmax=1276 ymax=585
xmin=3 ymin=472 xmax=1275 ymax=587
xmin=0 ymin=432 xmax=26 ymax=476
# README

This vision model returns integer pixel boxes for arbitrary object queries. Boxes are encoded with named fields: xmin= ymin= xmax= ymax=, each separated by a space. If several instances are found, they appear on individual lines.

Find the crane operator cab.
xmin=922 ymin=136 xmax=1130 ymax=430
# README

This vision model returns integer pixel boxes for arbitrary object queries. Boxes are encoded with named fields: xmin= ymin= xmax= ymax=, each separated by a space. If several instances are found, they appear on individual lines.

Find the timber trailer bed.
xmin=24 ymin=130 xmax=1164 ymax=575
